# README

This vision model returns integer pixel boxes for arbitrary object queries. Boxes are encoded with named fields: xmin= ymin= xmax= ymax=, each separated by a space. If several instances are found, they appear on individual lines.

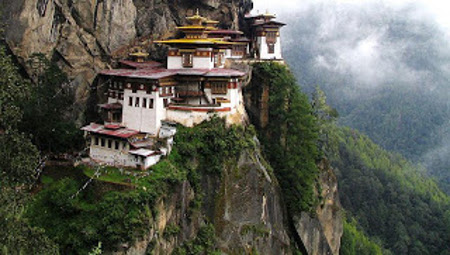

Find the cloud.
xmin=280 ymin=0 xmax=450 ymax=95
xmin=267 ymin=0 xmax=450 ymax=185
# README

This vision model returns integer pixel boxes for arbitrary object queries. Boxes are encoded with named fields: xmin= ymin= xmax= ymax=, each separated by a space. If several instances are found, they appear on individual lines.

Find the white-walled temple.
xmin=246 ymin=11 xmax=286 ymax=60
xmin=81 ymin=10 xmax=286 ymax=170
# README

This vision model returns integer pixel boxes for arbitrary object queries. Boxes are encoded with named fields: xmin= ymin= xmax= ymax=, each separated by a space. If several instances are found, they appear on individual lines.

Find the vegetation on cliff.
xmin=26 ymin=118 xmax=255 ymax=254
xmin=248 ymin=62 xmax=320 ymax=214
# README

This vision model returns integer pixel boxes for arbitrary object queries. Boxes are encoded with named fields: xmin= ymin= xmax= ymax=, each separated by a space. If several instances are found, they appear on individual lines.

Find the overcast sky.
xmin=252 ymin=0 xmax=450 ymax=32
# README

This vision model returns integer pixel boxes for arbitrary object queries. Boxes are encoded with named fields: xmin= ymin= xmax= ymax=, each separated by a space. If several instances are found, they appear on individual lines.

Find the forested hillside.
xmin=312 ymin=89 xmax=450 ymax=255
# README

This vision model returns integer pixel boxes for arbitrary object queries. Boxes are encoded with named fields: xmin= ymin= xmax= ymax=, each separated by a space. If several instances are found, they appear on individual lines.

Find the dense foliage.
xmin=248 ymin=62 xmax=320 ymax=213
xmin=0 ymin=45 xmax=59 ymax=254
xmin=27 ymin=177 xmax=158 ymax=254
xmin=340 ymin=219 xmax=383 ymax=255
xmin=20 ymin=53 xmax=82 ymax=153
xmin=175 ymin=117 xmax=255 ymax=176
xmin=313 ymin=90 xmax=450 ymax=254
xmin=333 ymin=127 xmax=450 ymax=255
xmin=0 ymin=189 xmax=59 ymax=254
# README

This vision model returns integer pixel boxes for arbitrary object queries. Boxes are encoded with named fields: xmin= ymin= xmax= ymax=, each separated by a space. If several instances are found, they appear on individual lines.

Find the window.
xmin=108 ymin=139 xmax=112 ymax=148
xmin=164 ymin=99 xmax=168 ymax=108
xmin=149 ymin=99 xmax=154 ymax=109
xmin=95 ymin=137 xmax=99 ymax=146
xmin=101 ymin=138 xmax=105 ymax=147
xmin=182 ymin=53 xmax=193 ymax=68
xmin=135 ymin=97 xmax=140 ymax=107
xmin=115 ymin=141 xmax=119 ymax=150
xmin=266 ymin=31 xmax=277 ymax=54
xmin=113 ymin=112 xmax=121 ymax=122
xmin=214 ymin=53 xmax=223 ymax=67
xmin=129 ymin=96 xmax=133 ymax=106
xmin=266 ymin=31 xmax=277 ymax=41
xmin=211 ymin=82 xmax=228 ymax=94
xmin=268 ymin=43 xmax=275 ymax=54
xmin=143 ymin=98 xmax=147 ymax=108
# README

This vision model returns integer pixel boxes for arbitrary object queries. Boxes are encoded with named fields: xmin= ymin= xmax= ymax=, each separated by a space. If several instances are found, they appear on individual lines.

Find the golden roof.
xmin=155 ymin=38 xmax=237 ymax=45
xmin=205 ymin=19 xmax=219 ymax=24
xmin=130 ymin=51 xmax=149 ymax=57
xmin=205 ymin=26 xmax=219 ymax=31
xmin=176 ymin=26 xmax=207 ymax=30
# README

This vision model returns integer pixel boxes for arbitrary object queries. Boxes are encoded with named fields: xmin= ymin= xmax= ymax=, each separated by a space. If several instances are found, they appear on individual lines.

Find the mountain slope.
xmin=329 ymin=126 xmax=450 ymax=254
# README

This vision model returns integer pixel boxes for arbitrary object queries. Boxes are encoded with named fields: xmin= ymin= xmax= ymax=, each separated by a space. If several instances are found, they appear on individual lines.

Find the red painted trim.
xmin=168 ymin=106 xmax=232 ymax=112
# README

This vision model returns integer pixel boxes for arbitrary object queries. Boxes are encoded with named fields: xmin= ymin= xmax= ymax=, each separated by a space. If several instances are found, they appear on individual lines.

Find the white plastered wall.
xmin=122 ymin=89 xmax=167 ymax=136
xmin=168 ymin=56 xmax=183 ymax=69
xmin=257 ymin=36 xmax=283 ymax=60
xmin=89 ymin=137 xmax=133 ymax=166
xmin=89 ymin=135 xmax=162 ymax=169
xmin=193 ymin=56 xmax=214 ymax=69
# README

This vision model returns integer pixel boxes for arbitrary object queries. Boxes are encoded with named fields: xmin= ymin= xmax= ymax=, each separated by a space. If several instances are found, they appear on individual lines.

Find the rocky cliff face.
xmin=212 ymin=139 xmax=291 ymax=254
xmin=294 ymin=160 xmax=343 ymax=255
xmin=110 ymin=139 xmax=291 ymax=255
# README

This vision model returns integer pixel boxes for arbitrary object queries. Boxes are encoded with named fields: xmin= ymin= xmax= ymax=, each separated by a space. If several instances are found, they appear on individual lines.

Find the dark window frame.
xmin=149 ymin=98 xmax=154 ymax=109
xmin=182 ymin=53 xmax=193 ymax=68
xmin=135 ymin=97 xmax=140 ymax=107
xmin=143 ymin=98 xmax=147 ymax=108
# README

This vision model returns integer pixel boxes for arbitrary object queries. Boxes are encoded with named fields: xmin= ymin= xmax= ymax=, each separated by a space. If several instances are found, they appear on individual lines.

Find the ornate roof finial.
xmin=196 ymin=8 xmax=200 ymax=16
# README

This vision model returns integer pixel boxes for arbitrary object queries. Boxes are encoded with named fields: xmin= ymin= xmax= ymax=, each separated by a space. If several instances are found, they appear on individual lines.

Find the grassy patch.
xmin=80 ymin=155 xmax=187 ymax=189
xmin=81 ymin=166 xmax=141 ymax=187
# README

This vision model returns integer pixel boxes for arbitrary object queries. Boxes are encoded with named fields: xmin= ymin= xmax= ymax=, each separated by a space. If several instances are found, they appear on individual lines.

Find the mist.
xmin=252 ymin=0 xmax=450 ymax=191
